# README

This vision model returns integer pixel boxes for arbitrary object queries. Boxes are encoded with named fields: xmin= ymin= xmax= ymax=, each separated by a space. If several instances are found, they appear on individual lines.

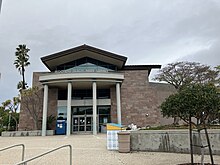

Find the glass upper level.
xmin=55 ymin=57 xmax=117 ymax=73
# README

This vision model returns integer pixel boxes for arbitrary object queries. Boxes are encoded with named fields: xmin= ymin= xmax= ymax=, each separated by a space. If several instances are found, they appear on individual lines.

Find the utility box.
xmin=55 ymin=120 xmax=66 ymax=135
xmin=118 ymin=131 xmax=130 ymax=153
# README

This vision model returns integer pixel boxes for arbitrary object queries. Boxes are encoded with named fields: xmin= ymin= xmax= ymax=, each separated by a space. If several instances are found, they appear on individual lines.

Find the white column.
xmin=66 ymin=82 xmax=72 ymax=136
xmin=116 ymin=82 xmax=122 ymax=125
xmin=92 ymin=81 xmax=97 ymax=135
xmin=42 ymin=84 xmax=48 ymax=136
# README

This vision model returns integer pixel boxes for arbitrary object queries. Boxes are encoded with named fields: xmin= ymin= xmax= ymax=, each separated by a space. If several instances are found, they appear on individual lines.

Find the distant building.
xmin=19 ymin=44 xmax=175 ymax=136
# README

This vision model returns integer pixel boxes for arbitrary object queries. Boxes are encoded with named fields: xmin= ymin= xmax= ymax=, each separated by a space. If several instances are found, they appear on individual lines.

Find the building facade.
xmin=19 ymin=44 xmax=175 ymax=136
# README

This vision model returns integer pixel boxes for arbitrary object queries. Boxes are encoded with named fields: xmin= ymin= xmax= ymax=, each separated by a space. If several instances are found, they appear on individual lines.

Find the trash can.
xmin=117 ymin=131 xmax=130 ymax=153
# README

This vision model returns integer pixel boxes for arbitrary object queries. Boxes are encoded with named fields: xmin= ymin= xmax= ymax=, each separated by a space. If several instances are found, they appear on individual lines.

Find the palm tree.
xmin=14 ymin=44 xmax=30 ymax=90
xmin=17 ymin=80 xmax=28 ymax=92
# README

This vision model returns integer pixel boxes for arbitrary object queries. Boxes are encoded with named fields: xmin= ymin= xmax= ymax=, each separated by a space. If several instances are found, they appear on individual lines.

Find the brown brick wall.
xmin=110 ymin=70 xmax=176 ymax=128
xmin=19 ymin=88 xmax=44 ymax=130
xmin=19 ymin=72 xmax=58 ymax=131
xmin=32 ymin=72 xmax=49 ymax=87
xmin=47 ymin=88 xmax=58 ymax=130
xmin=110 ymin=87 xmax=117 ymax=123
xmin=149 ymin=82 xmax=176 ymax=125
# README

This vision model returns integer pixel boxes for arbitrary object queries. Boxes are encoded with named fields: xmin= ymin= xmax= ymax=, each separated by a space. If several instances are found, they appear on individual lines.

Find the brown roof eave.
xmin=120 ymin=65 xmax=161 ymax=75
xmin=41 ymin=44 xmax=127 ymax=64
xmin=121 ymin=65 xmax=161 ymax=70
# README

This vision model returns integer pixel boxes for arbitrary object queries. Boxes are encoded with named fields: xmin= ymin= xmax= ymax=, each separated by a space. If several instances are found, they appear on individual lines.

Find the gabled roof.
xmin=41 ymin=44 xmax=127 ymax=71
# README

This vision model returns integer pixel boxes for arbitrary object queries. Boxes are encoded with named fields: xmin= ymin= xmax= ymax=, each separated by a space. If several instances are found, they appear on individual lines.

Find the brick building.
xmin=19 ymin=44 xmax=175 ymax=136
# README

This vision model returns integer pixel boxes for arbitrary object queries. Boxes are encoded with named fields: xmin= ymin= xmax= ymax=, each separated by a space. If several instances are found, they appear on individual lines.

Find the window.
xmin=58 ymin=89 xmax=110 ymax=100
xmin=56 ymin=57 xmax=117 ymax=72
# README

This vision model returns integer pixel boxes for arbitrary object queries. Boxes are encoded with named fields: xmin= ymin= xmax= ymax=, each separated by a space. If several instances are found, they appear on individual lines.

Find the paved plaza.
xmin=0 ymin=134 xmax=219 ymax=165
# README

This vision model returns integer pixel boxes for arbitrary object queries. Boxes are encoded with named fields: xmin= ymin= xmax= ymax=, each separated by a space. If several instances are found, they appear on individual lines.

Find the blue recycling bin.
xmin=56 ymin=119 xmax=66 ymax=135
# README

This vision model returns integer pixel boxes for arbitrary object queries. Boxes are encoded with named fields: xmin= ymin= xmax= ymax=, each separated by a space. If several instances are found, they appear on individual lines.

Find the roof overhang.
xmin=41 ymin=44 xmax=127 ymax=71
xmin=121 ymin=65 xmax=161 ymax=75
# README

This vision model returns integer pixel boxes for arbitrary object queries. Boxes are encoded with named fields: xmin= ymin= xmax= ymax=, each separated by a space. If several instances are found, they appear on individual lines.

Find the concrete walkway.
xmin=0 ymin=134 xmax=219 ymax=165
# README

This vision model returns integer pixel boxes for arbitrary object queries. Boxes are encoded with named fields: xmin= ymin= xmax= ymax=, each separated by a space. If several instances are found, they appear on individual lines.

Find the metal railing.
xmin=0 ymin=144 xmax=25 ymax=161
xmin=16 ymin=144 xmax=72 ymax=165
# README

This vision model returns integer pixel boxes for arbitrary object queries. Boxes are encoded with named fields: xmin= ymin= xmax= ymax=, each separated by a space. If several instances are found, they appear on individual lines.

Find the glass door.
xmin=72 ymin=117 xmax=79 ymax=132
xmin=79 ymin=117 xmax=85 ymax=131
xmin=72 ymin=115 xmax=94 ymax=133
xmin=86 ymin=116 xmax=92 ymax=132
xmin=72 ymin=106 xmax=104 ymax=134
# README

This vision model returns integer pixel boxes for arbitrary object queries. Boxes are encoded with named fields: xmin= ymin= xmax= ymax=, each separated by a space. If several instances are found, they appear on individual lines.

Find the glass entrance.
xmin=72 ymin=115 xmax=93 ymax=133
xmin=86 ymin=116 xmax=92 ymax=131
xmin=71 ymin=106 xmax=111 ymax=134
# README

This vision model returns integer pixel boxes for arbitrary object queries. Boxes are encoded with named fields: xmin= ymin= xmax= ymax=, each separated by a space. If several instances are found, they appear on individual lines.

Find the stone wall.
xmin=149 ymin=82 xmax=176 ymax=125
xmin=130 ymin=130 xmax=220 ymax=155
xmin=47 ymin=88 xmax=58 ymax=130
xmin=19 ymin=72 xmax=58 ymax=131
xmin=32 ymin=72 xmax=49 ymax=87
xmin=110 ymin=87 xmax=117 ymax=123
xmin=117 ymin=70 xmax=175 ymax=127
xmin=19 ymin=88 xmax=43 ymax=131
xmin=1 ymin=130 xmax=54 ymax=137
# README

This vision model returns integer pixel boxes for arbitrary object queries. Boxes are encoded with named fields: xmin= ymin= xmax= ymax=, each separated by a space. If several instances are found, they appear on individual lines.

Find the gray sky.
xmin=0 ymin=0 xmax=220 ymax=103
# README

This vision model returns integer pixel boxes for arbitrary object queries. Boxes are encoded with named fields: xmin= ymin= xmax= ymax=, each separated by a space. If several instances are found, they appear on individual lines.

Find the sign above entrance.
xmin=55 ymin=68 xmax=109 ymax=74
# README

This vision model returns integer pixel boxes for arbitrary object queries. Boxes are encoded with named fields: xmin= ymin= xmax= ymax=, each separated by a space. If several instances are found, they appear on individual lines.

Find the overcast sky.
xmin=0 ymin=0 xmax=220 ymax=103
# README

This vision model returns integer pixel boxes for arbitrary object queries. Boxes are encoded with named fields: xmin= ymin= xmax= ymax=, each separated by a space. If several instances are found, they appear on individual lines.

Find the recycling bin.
xmin=55 ymin=119 xmax=66 ymax=135
xmin=117 ymin=131 xmax=130 ymax=153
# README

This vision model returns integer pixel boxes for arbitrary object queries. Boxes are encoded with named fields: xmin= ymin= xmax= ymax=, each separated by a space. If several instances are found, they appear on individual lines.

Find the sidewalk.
xmin=0 ymin=134 xmax=219 ymax=165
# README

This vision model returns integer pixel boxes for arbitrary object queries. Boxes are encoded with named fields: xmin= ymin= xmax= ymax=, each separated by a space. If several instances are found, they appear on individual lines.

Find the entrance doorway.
xmin=71 ymin=106 xmax=111 ymax=134
xmin=72 ymin=115 xmax=93 ymax=133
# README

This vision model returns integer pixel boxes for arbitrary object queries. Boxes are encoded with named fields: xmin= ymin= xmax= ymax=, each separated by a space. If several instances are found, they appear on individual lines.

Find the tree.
xmin=17 ymin=81 xmax=28 ymax=93
xmin=154 ymin=61 xmax=218 ymax=90
xmin=154 ymin=61 xmax=219 ymax=125
xmin=161 ymin=84 xmax=220 ymax=125
xmin=215 ymin=65 xmax=220 ymax=87
xmin=2 ymin=97 xmax=20 ymax=113
xmin=21 ymin=87 xmax=43 ymax=130
xmin=1 ymin=97 xmax=20 ymax=131
xmin=161 ymin=84 xmax=220 ymax=164
xmin=0 ymin=106 xmax=8 ymax=132
xmin=14 ymin=44 xmax=30 ymax=90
